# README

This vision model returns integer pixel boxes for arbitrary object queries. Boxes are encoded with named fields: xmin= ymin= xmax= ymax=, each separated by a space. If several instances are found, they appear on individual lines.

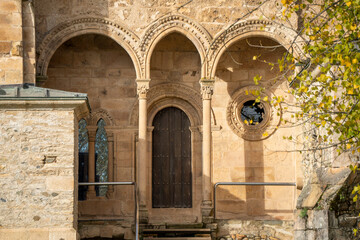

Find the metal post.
xmin=213 ymin=182 xmax=296 ymax=220
xmin=78 ymin=182 xmax=139 ymax=240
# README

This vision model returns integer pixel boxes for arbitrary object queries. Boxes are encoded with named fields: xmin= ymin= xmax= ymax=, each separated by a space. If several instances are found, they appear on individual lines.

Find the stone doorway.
xmin=152 ymin=107 xmax=192 ymax=208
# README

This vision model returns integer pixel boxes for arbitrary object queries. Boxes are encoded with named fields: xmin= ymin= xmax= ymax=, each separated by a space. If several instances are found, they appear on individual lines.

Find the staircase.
xmin=142 ymin=224 xmax=212 ymax=240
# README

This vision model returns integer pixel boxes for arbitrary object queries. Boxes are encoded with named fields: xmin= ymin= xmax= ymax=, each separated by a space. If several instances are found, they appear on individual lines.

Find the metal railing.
xmin=78 ymin=182 xmax=139 ymax=240
xmin=213 ymin=182 xmax=296 ymax=219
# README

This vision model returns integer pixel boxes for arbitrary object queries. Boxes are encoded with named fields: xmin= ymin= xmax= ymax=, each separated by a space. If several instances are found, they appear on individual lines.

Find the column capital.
xmin=200 ymin=79 xmax=215 ymax=100
xmin=136 ymin=79 xmax=150 ymax=99
xmin=87 ymin=126 xmax=97 ymax=141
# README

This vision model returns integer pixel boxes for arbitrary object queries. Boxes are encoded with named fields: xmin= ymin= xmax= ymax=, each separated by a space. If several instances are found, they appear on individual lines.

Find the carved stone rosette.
xmin=226 ymin=86 xmax=281 ymax=141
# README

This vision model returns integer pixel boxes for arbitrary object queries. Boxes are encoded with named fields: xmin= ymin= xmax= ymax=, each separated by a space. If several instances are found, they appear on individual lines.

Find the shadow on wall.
xmin=214 ymin=36 xmax=293 ymax=221
xmin=215 ymin=141 xmax=294 ymax=221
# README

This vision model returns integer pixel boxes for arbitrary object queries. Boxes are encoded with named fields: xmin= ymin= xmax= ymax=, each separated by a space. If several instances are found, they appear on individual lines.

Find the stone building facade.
xmin=0 ymin=0 xmax=354 ymax=239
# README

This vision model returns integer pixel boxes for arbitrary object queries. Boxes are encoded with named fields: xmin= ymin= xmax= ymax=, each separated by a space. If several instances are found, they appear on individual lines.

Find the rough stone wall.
xmin=0 ymin=0 xmax=23 ymax=85
xmin=34 ymin=0 xmax=290 ymax=45
xmin=328 ymin=172 xmax=360 ymax=239
xmin=0 ymin=109 xmax=78 ymax=239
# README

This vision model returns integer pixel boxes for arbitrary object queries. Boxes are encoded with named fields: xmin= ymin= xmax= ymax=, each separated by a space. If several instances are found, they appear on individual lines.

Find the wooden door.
xmin=152 ymin=107 xmax=192 ymax=208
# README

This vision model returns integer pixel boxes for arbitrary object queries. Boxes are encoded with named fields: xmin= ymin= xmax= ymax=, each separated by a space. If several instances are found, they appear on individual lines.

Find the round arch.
xmin=129 ymin=83 xmax=202 ymax=127
xmin=140 ymin=14 xmax=212 ymax=79
xmin=209 ymin=19 xmax=304 ymax=78
xmin=36 ymin=17 xmax=142 ymax=80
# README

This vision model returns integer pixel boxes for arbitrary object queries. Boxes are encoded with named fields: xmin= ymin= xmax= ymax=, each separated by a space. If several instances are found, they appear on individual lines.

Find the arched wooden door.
xmin=152 ymin=107 xmax=192 ymax=208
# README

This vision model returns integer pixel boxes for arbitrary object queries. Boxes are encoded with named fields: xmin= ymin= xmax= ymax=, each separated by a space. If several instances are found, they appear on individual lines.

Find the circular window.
xmin=226 ymin=86 xmax=281 ymax=141
xmin=240 ymin=100 xmax=265 ymax=125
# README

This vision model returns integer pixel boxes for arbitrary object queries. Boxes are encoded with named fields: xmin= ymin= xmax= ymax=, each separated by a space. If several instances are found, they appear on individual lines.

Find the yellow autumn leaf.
xmin=262 ymin=131 xmax=269 ymax=137
xmin=263 ymin=96 xmax=268 ymax=102
xmin=244 ymin=120 xmax=249 ymax=125
xmin=250 ymin=119 xmax=253 ymax=124
xmin=351 ymin=25 xmax=357 ymax=31
xmin=353 ymin=58 xmax=358 ymax=64
xmin=321 ymin=120 xmax=326 ymax=127
xmin=253 ymin=56 xmax=257 ymax=60
xmin=319 ymin=102 xmax=324 ymax=108
xmin=346 ymin=144 xmax=352 ymax=150
xmin=336 ymin=25 xmax=342 ymax=30
xmin=346 ymin=1 xmax=352 ymax=6
xmin=357 ymin=148 xmax=360 ymax=153
xmin=348 ymin=89 xmax=354 ymax=94
xmin=354 ymin=84 xmax=359 ymax=89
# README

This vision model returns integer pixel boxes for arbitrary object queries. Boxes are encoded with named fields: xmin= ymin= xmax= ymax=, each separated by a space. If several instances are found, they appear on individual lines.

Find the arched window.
xmin=78 ymin=119 xmax=89 ymax=201
xmin=95 ymin=119 xmax=108 ymax=196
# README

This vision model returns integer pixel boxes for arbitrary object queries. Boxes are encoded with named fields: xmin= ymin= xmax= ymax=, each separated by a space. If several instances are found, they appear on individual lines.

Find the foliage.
xmin=276 ymin=0 xmax=360 ymax=155
xmin=277 ymin=0 xmax=360 ymax=235
xmin=299 ymin=207 xmax=308 ymax=218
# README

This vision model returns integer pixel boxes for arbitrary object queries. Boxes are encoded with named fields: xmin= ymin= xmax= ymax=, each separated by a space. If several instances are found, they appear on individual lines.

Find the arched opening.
xmin=149 ymin=32 xmax=201 ymax=89
xmin=44 ymin=34 xmax=137 ymax=126
xmin=213 ymin=36 xmax=295 ymax=220
xmin=45 ymin=33 xmax=137 ymax=222
xmin=95 ymin=118 xmax=108 ymax=197
xmin=152 ymin=107 xmax=192 ymax=208
xmin=78 ymin=119 xmax=89 ymax=201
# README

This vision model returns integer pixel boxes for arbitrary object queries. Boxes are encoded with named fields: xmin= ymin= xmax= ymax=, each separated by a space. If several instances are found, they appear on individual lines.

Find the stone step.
xmin=143 ymin=238 xmax=211 ymax=240
xmin=143 ymin=229 xmax=211 ymax=233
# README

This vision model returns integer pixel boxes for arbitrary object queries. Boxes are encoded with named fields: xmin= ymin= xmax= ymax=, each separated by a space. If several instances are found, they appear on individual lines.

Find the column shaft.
xmin=107 ymin=133 xmax=114 ymax=195
xmin=87 ymin=132 xmax=96 ymax=198
xmin=202 ymin=98 xmax=212 ymax=201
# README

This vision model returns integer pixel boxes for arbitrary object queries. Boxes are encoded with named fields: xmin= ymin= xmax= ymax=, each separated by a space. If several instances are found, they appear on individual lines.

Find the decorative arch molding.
xmin=209 ymin=19 xmax=304 ymax=78
xmin=140 ymin=14 xmax=212 ymax=79
xmin=129 ymin=83 xmax=202 ymax=127
xmin=86 ymin=108 xmax=115 ymax=126
xmin=36 ymin=16 xmax=143 ymax=79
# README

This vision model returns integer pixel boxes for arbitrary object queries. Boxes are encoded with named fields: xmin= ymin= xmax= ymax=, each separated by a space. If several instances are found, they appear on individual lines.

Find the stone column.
xmin=107 ymin=132 xmax=114 ymax=198
xmin=200 ymin=79 xmax=214 ymax=223
xmin=87 ymin=129 xmax=97 ymax=198
xmin=137 ymin=79 xmax=150 ymax=223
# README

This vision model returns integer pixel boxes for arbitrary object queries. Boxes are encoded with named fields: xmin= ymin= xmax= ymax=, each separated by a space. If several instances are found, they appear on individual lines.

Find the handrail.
xmin=213 ymin=182 xmax=296 ymax=219
xmin=78 ymin=182 xmax=139 ymax=240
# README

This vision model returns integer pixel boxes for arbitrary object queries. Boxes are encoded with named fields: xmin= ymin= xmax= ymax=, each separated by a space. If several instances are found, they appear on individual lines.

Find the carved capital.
xmin=87 ymin=126 xmax=97 ymax=142
xmin=200 ymin=79 xmax=215 ymax=100
xmin=136 ymin=79 xmax=150 ymax=99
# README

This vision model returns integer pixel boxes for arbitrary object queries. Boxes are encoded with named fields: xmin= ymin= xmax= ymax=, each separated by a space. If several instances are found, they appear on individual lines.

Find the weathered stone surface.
xmin=297 ymin=183 xmax=324 ymax=208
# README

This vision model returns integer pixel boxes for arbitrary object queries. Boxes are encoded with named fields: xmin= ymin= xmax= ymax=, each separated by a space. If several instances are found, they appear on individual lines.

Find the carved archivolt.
xmin=129 ymin=83 xmax=202 ymax=126
xmin=36 ymin=16 xmax=142 ymax=79
xmin=86 ymin=108 xmax=115 ymax=126
xmin=140 ymin=14 xmax=212 ymax=79
xmin=226 ymin=86 xmax=281 ymax=141
xmin=209 ymin=19 xmax=303 ymax=78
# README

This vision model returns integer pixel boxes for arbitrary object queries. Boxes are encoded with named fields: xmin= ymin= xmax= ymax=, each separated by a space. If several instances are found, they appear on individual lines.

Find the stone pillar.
xmin=22 ymin=0 xmax=36 ymax=84
xmin=107 ymin=132 xmax=114 ymax=198
xmin=200 ymin=79 xmax=214 ymax=223
xmin=87 ymin=128 xmax=96 ymax=198
xmin=136 ymin=79 xmax=150 ymax=223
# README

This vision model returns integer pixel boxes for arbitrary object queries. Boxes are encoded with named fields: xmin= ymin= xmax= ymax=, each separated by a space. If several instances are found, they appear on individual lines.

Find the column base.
xmin=201 ymin=200 xmax=214 ymax=224
xmin=86 ymin=189 xmax=97 ymax=199
xmin=139 ymin=204 xmax=149 ymax=224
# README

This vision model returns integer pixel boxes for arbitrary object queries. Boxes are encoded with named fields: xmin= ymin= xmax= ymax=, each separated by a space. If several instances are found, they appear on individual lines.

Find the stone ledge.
xmin=0 ymin=228 xmax=78 ymax=240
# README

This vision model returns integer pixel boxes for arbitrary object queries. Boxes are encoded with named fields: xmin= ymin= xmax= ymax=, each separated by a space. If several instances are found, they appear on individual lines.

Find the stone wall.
xmin=0 ymin=0 xmax=23 ymax=85
xmin=0 ymin=99 xmax=88 ymax=240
